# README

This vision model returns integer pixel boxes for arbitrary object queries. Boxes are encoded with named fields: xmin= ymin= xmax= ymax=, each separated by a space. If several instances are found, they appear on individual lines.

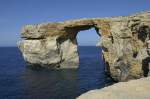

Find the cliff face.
xmin=18 ymin=11 xmax=150 ymax=81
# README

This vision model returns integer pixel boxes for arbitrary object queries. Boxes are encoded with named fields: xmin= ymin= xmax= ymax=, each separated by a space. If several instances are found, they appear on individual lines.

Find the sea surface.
xmin=0 ymin=46 xmax=113 ymax=99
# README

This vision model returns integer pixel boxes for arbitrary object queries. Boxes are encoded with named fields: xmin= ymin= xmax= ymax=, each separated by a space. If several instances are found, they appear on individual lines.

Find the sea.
xmin=0 ymin=46 xmax=113 ymax=99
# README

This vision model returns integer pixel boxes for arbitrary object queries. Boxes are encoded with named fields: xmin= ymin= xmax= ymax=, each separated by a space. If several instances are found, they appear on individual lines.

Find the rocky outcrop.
xmin=18 ymin=11 xmax=150 ymax=81
xmin=77 ymin=77 xmax=150 ymax=99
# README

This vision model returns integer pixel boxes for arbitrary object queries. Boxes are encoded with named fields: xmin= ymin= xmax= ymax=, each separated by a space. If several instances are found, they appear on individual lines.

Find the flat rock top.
xmin=77 ymin=77 xmax=150 ymax=99
xmin=21 ymin=11 xmax=150 ymax=39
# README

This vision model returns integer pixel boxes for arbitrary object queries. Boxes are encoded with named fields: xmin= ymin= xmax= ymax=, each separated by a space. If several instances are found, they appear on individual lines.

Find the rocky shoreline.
xmin=77 ymin=77 xmax=150 ymax=99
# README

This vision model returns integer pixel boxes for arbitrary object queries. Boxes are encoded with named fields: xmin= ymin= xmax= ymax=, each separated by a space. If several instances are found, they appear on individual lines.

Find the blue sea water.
xmin=0 ymin=46 xmax=112 ymax=99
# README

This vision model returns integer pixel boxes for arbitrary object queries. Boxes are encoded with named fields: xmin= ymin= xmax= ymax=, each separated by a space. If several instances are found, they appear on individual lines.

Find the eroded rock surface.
xmin=77 ymin=77 xmax=150 ymax=99
xmin=18 ymin=11 xmax=150 ymax=81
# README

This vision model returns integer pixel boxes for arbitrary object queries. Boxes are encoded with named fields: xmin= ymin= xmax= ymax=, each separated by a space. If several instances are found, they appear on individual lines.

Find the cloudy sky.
xmin=0 ymin=0 xmax=150 ymax=46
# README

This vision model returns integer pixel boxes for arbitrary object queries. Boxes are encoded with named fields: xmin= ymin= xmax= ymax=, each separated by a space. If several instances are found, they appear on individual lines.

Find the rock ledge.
xmin=77 ymin=77 xmax=150 ymax=99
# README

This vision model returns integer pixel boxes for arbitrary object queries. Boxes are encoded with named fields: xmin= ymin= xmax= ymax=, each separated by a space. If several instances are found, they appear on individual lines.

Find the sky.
xmin=0 ymin=0 xmax=150 ymax=46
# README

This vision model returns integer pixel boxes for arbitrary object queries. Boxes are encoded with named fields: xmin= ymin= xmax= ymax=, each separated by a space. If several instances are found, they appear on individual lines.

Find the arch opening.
xmin=76 ymin=27 xmax=107 ymax=95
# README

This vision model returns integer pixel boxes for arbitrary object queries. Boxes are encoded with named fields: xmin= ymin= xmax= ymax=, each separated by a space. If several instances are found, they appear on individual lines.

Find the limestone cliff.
xmin=18 ymin=11 xmax=150 ymax=81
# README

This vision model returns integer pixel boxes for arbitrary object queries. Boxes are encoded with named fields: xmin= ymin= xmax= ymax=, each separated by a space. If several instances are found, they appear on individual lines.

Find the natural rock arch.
xmin=57 ymin=24 xmax=101 ymax=68
xmin=18 ymin=11 xmax=150 ymax=81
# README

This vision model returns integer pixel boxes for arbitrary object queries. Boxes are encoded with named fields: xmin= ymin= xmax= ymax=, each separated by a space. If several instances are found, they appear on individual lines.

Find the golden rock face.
xmin=18 ymin=11 xmax=150 ymax=81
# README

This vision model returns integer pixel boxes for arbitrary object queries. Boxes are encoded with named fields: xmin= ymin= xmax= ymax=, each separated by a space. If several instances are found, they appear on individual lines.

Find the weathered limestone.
xmin=18 ymin=11 xmax=150 ymax=81
xmin=77 ymin=77 xmax=150 ymax=99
